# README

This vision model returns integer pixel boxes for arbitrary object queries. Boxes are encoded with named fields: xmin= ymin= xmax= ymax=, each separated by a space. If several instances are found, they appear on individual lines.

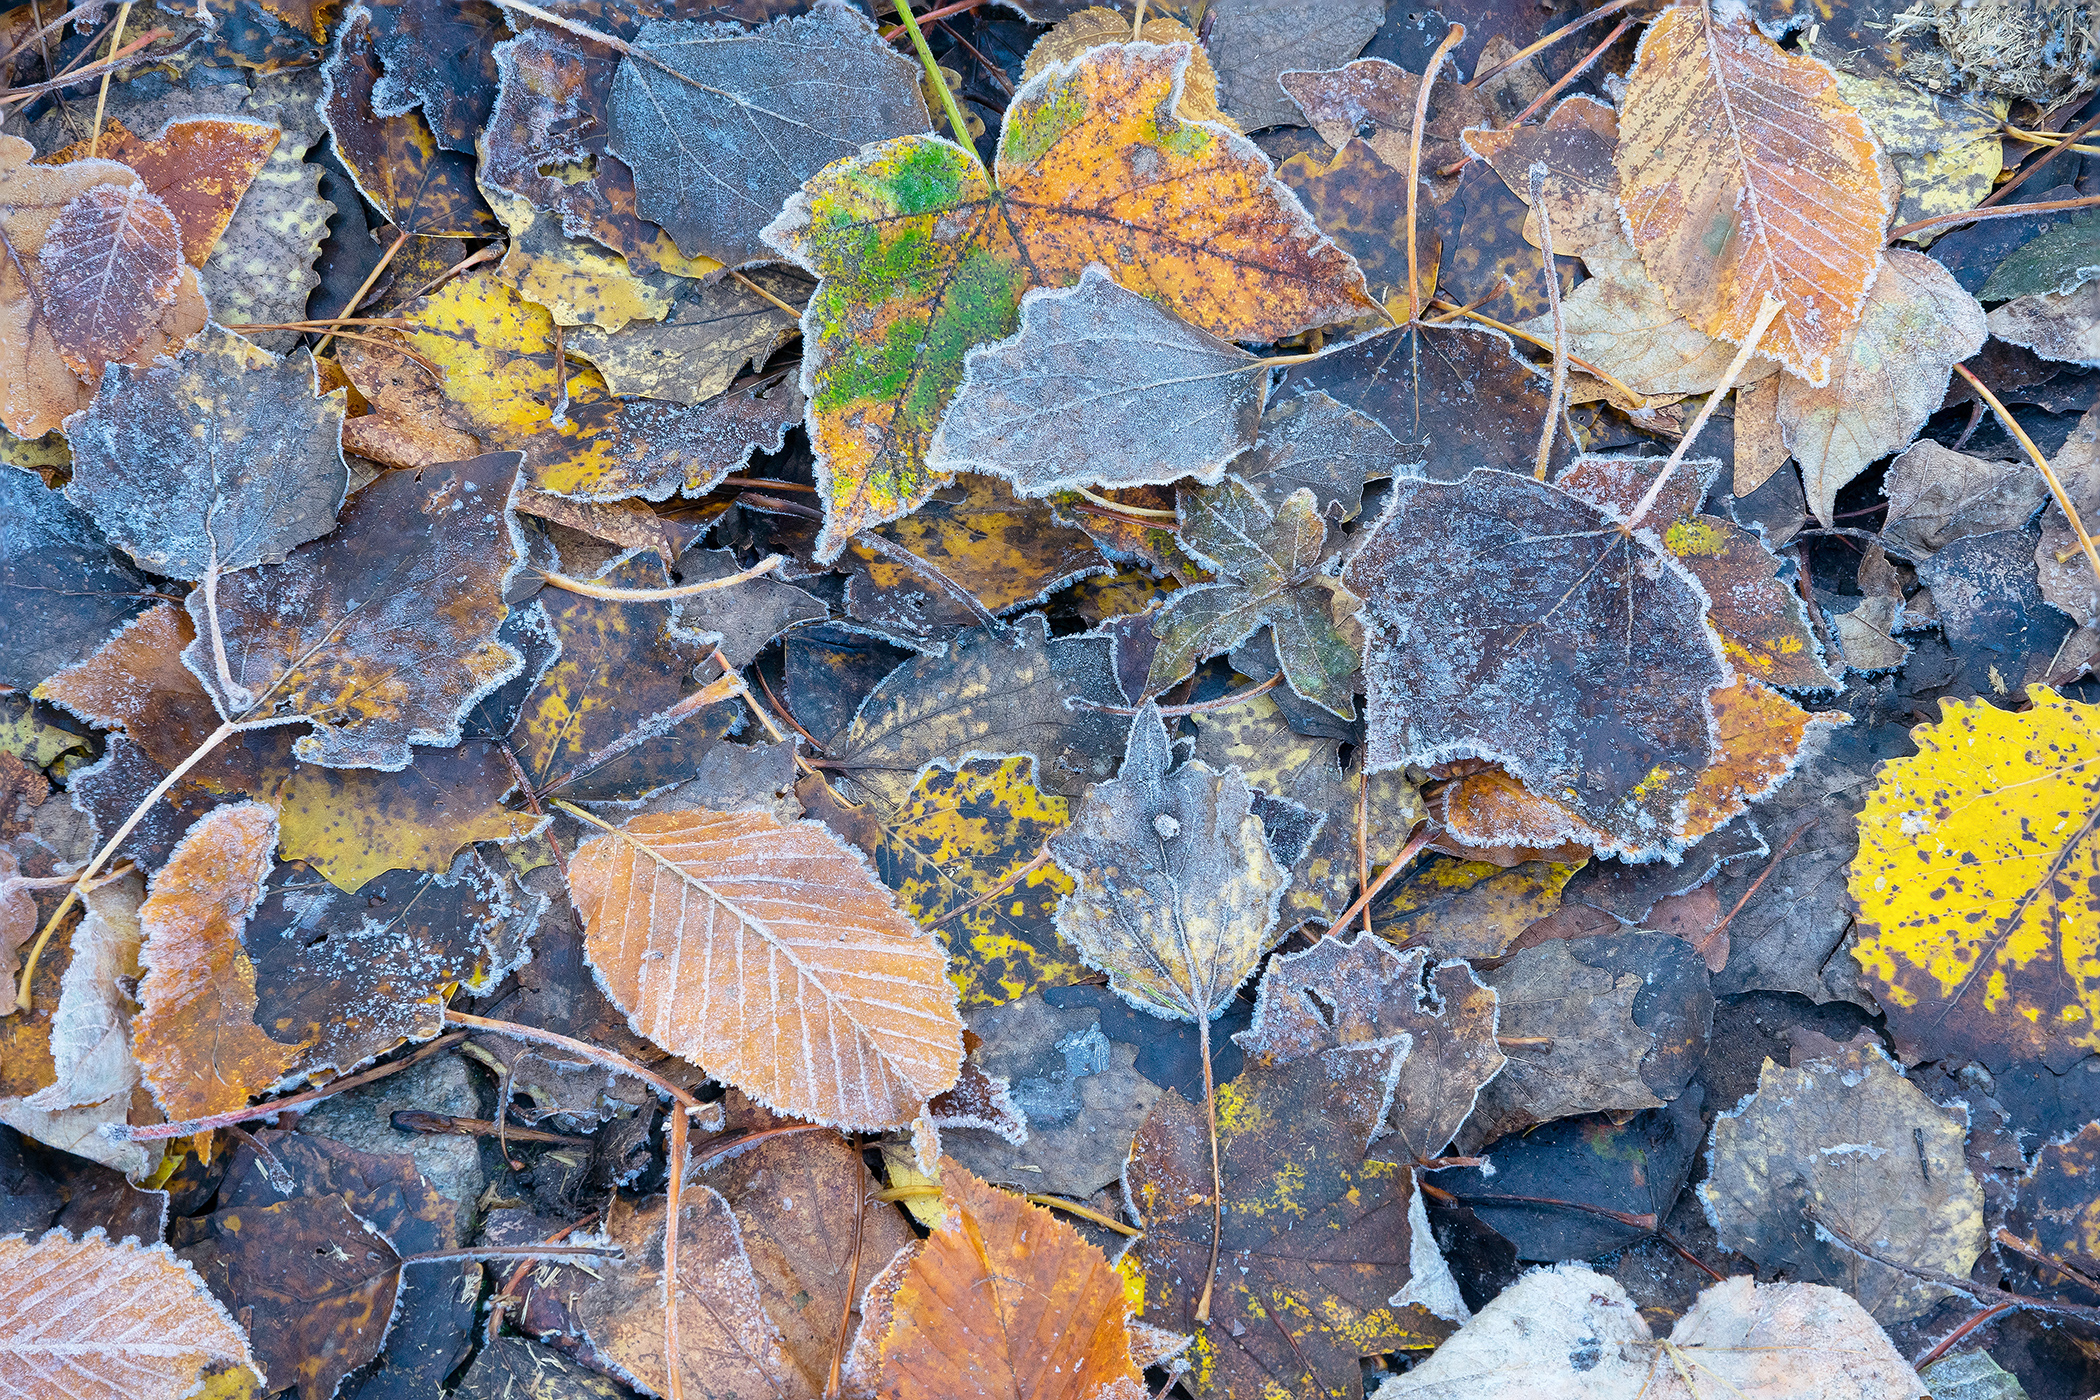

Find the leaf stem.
xmin=1027 ymin=1193 xmax=1143 ymax=1237
xmin=1504 ymin=13 xmax=1636 ymax=128
xmin=537 ymin=553 xmax=784 ymax=600
xmin=84 ymin=0 xmax=129 ymax=158
xmin=1192 ymin=1008 xmax=1225 ymax=1323
xmin=893 ymin=0 xmax=981 ymax=172
xmin=1073 ymin=485 xmax=1177 ymax=519
xmin=664 ymin=1093 xmax=688 ymax=1400
xmin=1464 ymin=0 xmax=1641 ymax=90
xmin=1529 ymin=162 xmax=1568 ymax=481
xmin=1406 ymin=24 xmax=1467 ymax=327
xmin=441 ymin=1008 xmax=702 ymax=1109
xmin=1953 ymin=363 xmax=2100 ymax=590
xmin=1888 ymin=191 xmax=2100 ymax=243
xmin=1625 ymin=293 xmax=1783 ymax=529
xmin=1321 ymin=821 xmax=1436 ymax=935
xmin=318 ymin=226 xmax=410 ymax=357
xmin=112 ymin=1031 xmax=469 ymax=1141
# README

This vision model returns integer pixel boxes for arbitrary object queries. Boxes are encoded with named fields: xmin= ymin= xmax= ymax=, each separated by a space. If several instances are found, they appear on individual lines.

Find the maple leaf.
xmin=862 ymin=1160 xmax=1146 ymax=1400
xmin=608 ymin=0 xmax=934 ymax=267
xmin=62 ymin=324 xmax=348 ymax=583
xmin=1615 ymin=0 xmax=1894 ymax=385
xmin=320 ymin=9 xmax=499 ymax=236
xmin=1849 ymin=687 xmax=2100 ymax=1070
xmin=762 ymin=40 xmax=1375 ymax=558
xmin=0 ymin=467 xmax=149 ymax=692
xmin=0 ymin=1229 xmax=259 ymax=1399
xmin=567 ymin=806 xmax=965 ymax=1129
xmin=41 ymin=115 xmax=281 ymax=267
xmin=1148 ymin=477 xmax=1364 ymax=718
xmin=929 ymin=266 xmax=1272 ymax=495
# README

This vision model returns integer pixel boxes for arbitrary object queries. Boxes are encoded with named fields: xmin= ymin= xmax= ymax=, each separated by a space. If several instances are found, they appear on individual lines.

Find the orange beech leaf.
xmin=1615 ymin=0 xmax=1893 ymax=385
xmin=133 ymin=802 xmax=309 ymax=1124
xmin=0 ymin=1228 xmax=259 ymax=1399
xmin=567 ymin=807 xmax=965 ymax=1130
xmin=867 ymin=1160 xmax=1146 ymax=1400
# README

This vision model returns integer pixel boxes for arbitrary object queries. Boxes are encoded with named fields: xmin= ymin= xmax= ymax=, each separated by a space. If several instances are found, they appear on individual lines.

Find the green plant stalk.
xmin=893 ymin=0 xmax=981 ymax=173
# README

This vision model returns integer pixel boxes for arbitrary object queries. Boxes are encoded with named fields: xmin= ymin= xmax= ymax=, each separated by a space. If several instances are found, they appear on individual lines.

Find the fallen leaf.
xmin=1980 ymin=205 xmax=2100 ymax=301
xmin=866 ymin=1160 xmax=1145 ymax=1400
xmin=0 ymin=466 xmax=150 ymax=691
xmin=1281 ymin=57 xmax=1488 ymax=185
xmin=1654 ymin=509 xmax=1840 ymax=693
xmin=484 ymin=183 xmax=684 ymax=331
xmin=1149 ymin=478 xmax=1363 ymax=717
xmin=22 ymin=872 xmax=142 ymax=1113
xmin=1916 ymin=1351 xmax=2032 ymax=1400
xmin=0 ymin=1229 xmax=259 ymax=1400
xmin=1277 ymin=137 xmax=1442 ymax=312
xmin=569 ymin=806 xmax=964 ymax=1128
xmin=1461 ymin=94 xmax=1623 ymax=261
xmin=1850 ymin=687 xmax=2100 ymax=1070
xmin=1781 ymin=250 xmax=1987 ymax=524
xmin=33 ymin=180 xmax=184 ymax=382
xmin=1024 ymin=9 xmax=1230 ymax=126
xmin=1343 ymin=468 xmax=1729 ymax=824
xmin=763 ymin=40 xmax=1374 ymax=557
xmin=2005 ymin=1118 xmax=2100 ymax=1285
xmin=1833 ymin=69 xmax=2004 ymax=238
xmin=572 ymin=1188 xmax=792 ymax=1400
xmin=1700 ymin=1044 xmax=1985 ymax=1323
xmin=1518 ymin=233 xmax=1756 ymax=397
xmin=133 ymin=802 xmax=308 ymax=1123
xmin=358 ymin=0 xmax=505 ymax=152
xmin=1615 ymin=0 xmax=1894 ymax=385
xmin=565 ymin=267 xmax=808 ymax=404
xmin=1205 ymin=0 xmax=1384 ymax=132
xmin=1986 ymin=281 xmax=2100 ymax=366
xmin=1047 ymin=702 xmax=1288 ymax=1026
xmin=2035 ymin=401 xmax=2100 ymax=627
xmin=1432 ymin=160 xmax=1584 ymax=325
xmin=196 ymin=131 xmax=332 ymax=349
xmin=1372 ymin=852 xmax=1582 ymax=956
xmin=928 ymin=265 xmax=1271 ymax=495
xmin=1829 ymin=542 xmax=1915 ymax=674
xmin=1883 ymin=439 xmax=2047 ymax=556
xmin=62 ymin=325 xmax=347 ymax=580
xmin=335 ymin=338 xmax=482 ymax=468
xmin=609 ymin=0 xmax=933 ymax=267
xmin=1233 ymin=390 xmax=1413 ymax=522
xmin=42 ymin=116 xmax=281 ymax=267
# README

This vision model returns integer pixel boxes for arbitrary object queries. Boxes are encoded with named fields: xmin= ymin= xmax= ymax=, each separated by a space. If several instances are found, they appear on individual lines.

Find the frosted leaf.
xmin=201 ymin=132 xmax=333 ymax=356
xmin=608 ymin=0 xmax=932 ymax=267
xmin=1233 ymin=390 xmax=1418 ymax=521
xmin=35 ymin=181 xmax=183 ymax=381
xmin=928 ymin=266 xmax=1270 ymax=495
xmin=1147 ymin=478 xmax=1363 ymax=718
xmin=1048 ymin=702 xmax=1288 ymax=1024
xmin=23 ymin=872 xmax=144 ymax=1113
xmin=1205 ymin=0 xmax=1385 ymax=132
xmin=1342 ymin=468 xmax=1728 ymax=826
xmin=567 ymin=267 xmax=809 ymax=404
xmin=0 ymin=467 xmax=150 ymax=691
xmin=63 ymin=323 xmax=348 ymax=581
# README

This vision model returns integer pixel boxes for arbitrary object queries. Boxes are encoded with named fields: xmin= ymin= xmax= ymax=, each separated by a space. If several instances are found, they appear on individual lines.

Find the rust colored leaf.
xmin=43 ymin=116 xmax=281 ymax=267
xmin=134 ymin=802 xmax=309 ymax=1123
xmin=1281 ymin=57 xmax=1487 ymax=187
xmin=1615 ymin=0 xmax=1895 ymax=385
xmin=36 ymin=181 xmax=183 ymax=382
xmin=569 ymin=807 xmax=964 ymax=1129
xmin=867 ymin=1160 xmax=1145 ymax=1400
xmin=335 ymin=339 xmax=482 ymax=468
xmin=0 ymin=1229 xmax=258 ymax=1400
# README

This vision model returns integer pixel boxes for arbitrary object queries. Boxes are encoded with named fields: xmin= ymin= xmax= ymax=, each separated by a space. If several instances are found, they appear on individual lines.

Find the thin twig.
xmin=1708 ymin=814 xmax=1816 ymax=944
xmin=930 ymin=846 xmax=1052 ymax=927
xmin=1914 ymin=1301 xmax=2020 ymax=1369
xmin=824 ymin=1143 xmax=867 ymax=1400
xmin=1192 ymin=1008 xmax=1224 ymax=1323
xmin=1890 ymin=191 xmax=2100 ymax=242
xmin=1027 ymin=1194 xmax=1143 ymax=1237
xmin=538 ymin=553 xmax=784 ymax=600
xmin=1529 ymin=162 xmax=1568 ymax=481
xmin=1407 ymin=24 xmax=1468 ymax=327
xmin=1973 ymin=102 xmax=2100 ymax=214
xmin=1074 ymin=485 xmax=1176 ymax=519
xmin=114 ymin=1033 xmax=470 ymax=1141
xmin=2000 ymin=123 xmax=2100 ymax=157
xmin=1322 ymin=823 xmax=1436 ymax=936
xmin=1626 ymin=294 xmax=1784 ymax=529
xmin=442 ymin=1009 xmax=701 ymax=1109
xmin=84 ymin=0 xmax=130 ymax=157
xmin=1464 ymin=0 xmax=1641 ymax=90
xmin=318 ymin=226 xmax=410 ymax=356
xmin=879 ymin=0 xmax=983 ymax=40
xmin=727 ymin=267 xmax=805 ymax=320
xmin=1505 ymin=14 xmax=1635 ymax=127
xmin=1954 ymin=364 xmax=2100 ymax=590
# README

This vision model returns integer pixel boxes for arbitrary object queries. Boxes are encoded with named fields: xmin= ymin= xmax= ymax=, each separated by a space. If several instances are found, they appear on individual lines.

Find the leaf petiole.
xmin=891 ymin=0 xmax=984 ymax=176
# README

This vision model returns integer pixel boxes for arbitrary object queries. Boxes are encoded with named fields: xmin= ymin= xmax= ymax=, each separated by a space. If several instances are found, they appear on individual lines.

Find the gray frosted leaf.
xmin=63 ymin=323 xmax=347 ymax=582
xmin=566 ymin=267 xmax=809 ymax=404
xmin=608 ymin=0 xmax=932 ymax=267
xmin=927 ymin=265 xmax=1270 ymax=495
xmin=0 ymin=468 xmax=150 ymax=691
xmin=1235 ymin=390 xmax=1416 ymax=521
xmin=1207 ymin=0 xmax=1384 ymax=131
xmin=1047 ymin=702 xmax=1288 ymax=1024
xmin=1341 ymin=468 xmax=1727 ymax=824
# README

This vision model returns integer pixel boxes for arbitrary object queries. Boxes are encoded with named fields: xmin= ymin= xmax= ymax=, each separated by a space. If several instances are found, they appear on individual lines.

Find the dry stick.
xmin=1890 ymin=191 xmax=2100 ymax=242
xmin=393 ymin=1109 xmax=593 ymax=1147
xmin=445 ymin=1010 xmax=698 ymax=1400
xmin=1074 ymin=485 xmax=1176 ymax=519
xmin=1322 ymin=822 xmax=1438 ymax=936
xmin=1996 ymin=1226 xmax=2100 ymax=1292
xmin=1529 ymin=163 xmax=1569 ymax=482
xmin=1974 ymin=101 xmax=2100 ymax=215
xmin=84 ymin=0 xmax=129 ymax=155
xmin=1954 ymin=363 xmax=2100 ymax=589
xmin=0 ymin=24 xmax=163 ymax=104
xmin=15 ymin=716 xmax=274 ymax=1010
xmin=1464 ymin=0 xmax=1641 ymax=90
xmin=727 ymin=267 xmax=805 ymax=320
xmin=115 ymin=1032 xmax=471 ymax=1142
xmin=0 ymin=0 xmax=97 ymax=74
xmin=721 ymin=476 xmax=819 ymax=494
xmin=1626 ymin=294 xmax=1785 ymax=530
xmin=823 ymin=1144 xmax=867 ymax=1400
xmin=879 ymin=0 xmax=983 ymax=41
xmin=1421 ymin=276 xmax=1512 ymax=323
xmin=1706 ymin=814 xmax=1816 ymax=944
xmin=940 ymin=19 xmax=1014 ymax=98
xmin=1914 ymin=1300 xmax=2021 ymax=1370
xmin=892 ymin=0 xmax=979 ymax=159
xmin=1406 ymin=24 xmax=1467 ymax=328
xmin=1504 ymin=13 xmax=1635 ymax=128
xmin=930 ymin=846 xmax=1052 ymax=927
xmin=538 ymin=553 xmax=785 ymax=600
xmin=1192 ymin=1004 xmax=1225 ymax=1323
xmin=1027 ymin=1194 xmax=1142 ymax=1236
xmin=1355 ymin=779 xmax=1372 ymax=937
xmin=318 ymin=226 xmax=411 ymax=357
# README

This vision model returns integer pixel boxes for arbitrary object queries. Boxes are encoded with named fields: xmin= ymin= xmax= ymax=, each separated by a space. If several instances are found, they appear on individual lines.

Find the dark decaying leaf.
xmin=609 ymin=0 xmax=932 ymax=267
xmin=62 ymin=324 xmax=347 ymax=580
xmin=360 ymin=0 xmax=506 ymax=153
xmin=1232 ymin=389 xmax=1416 ymax=521
xmin=1280 ymin=57 xmax=1487 ymax=185
xmin=1208 ymin=0 xmax=1385 ymax=131
xmin=2006 ymin=1119 xmax=2100 ymax=1288
xmin=0 ymin=468 xmax=149 ymax=691
xmin=929 ymin=264 xmax=1270 ymax=495
xmin=1277 ymin=137 xmax=1443 ymax=313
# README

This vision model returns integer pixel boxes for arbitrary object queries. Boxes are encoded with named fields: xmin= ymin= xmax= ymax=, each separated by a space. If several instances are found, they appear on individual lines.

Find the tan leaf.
xmin=134 ymin=802 xmax=309 ymax=1123
xmin=1616 ymin=0 xmax=1895 ymax=386
xmin=0 ymin=1229 xmax=259 ymax=1400
xmin=568 ymin=808 xmax=964 ymax=1130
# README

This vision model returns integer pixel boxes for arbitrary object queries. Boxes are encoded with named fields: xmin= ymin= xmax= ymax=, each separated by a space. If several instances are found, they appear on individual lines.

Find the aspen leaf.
xmin=334 ymin=339 xmax=482 ymax=469
xmin=568 ymin=807 xmax=965 ymax=1129
xmin=35 ymin=182 xmax=184 ymax=383
xmin=1883 ymin=439 xmax=2048 ymax=556
xmin=1462 ymin=94 xmax=1624 ymax=261
xmin=1849 ymin=688 xmax=2100 ymax=1070
xmin=608 ymin=0 xmax=933 ymax=268
xmin=0 ymin=1228 xmax=260 ymax=1400
xmin=1047 ymin=702 xmax=1289 ymax=1025
xmin=565 ymin=267 xmax=809 ymax=405
xmin=928 ymin=266 xmax=1271 ymax=496
xmin=0 ymin=466 xmax=149 ymax=691
xmin=1205 ymin=0 xmax=1383 ymax=132
xmin=866 ymin=1160 xmax=1145 ymax=1400
xmin=62 ymin=324 xmax=348 ymax=581
xmin=41 ymin=116 xmax=281 ymax=268
xmin=762 ymin=40 xmax=1375 ymax=559
xmin=1615 ymin=0 xmax=1895 ymax=386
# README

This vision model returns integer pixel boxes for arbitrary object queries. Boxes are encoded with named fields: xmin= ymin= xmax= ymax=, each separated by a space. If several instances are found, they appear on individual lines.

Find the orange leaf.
xmin=43 ymin=116 xmax=281 ymax=267
xmin=134 ymin=802 xmax=310 ymax=1123
xmin=567 ymin=808 xmax=964 ymax=1129
xmin=0 ymin=1229 xmax=258 ymax=1398
xmin=1615 ymin=0 xmax=1893 ymax=385
xmin=869 ymin=1160 xmax=1145 ymax=1400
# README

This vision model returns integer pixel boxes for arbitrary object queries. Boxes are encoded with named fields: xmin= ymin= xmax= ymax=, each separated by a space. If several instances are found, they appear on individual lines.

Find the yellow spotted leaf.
xmin=1850 ymin=689 xmax=2100 ymax=1071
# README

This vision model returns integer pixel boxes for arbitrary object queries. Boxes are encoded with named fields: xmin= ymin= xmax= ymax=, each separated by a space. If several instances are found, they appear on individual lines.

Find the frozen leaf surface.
xmin=1234 ymin=390 xmax=1413 ymax=521
xmin=0 ymin=1229 xmax=258 ymax=1400
xmin=1048 ymin=703 xmax=1288 ymax=1025
xmin=1615 ymin=0 xmax=1894 ymax=385
xmin=319 ymin=10 xmax=498 ymax=237
xmin=1207 ymin=0 xmax=1383 ymax=131
xmin=566 ymin=267 xmax=807 ymax=404
xmin=1883 ymin=440 xmax=2047 ymax=556
xmin=42 ymin=115 xmax=281 ymax=268
xmin=35 ymin=181 xmax=183 ymax=382
xmin=609 ymin=0 xmax=932 ymax=267
xmin=63 ymin=324 xmax=346 ymax=580
xmin=0 ymin=468 xmax=148 ymax=691
xmin=569 ymin=807 xmax=964 ymax=1129
xmin=928 ymin=266 xmax=1270 ymax=495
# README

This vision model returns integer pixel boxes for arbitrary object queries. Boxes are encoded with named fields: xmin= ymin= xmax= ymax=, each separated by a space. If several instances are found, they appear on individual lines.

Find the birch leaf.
xmin=567 ymin=807 xmax=965 ymax=1129
xmin=34 ymin=181 xmax=183 ymax=383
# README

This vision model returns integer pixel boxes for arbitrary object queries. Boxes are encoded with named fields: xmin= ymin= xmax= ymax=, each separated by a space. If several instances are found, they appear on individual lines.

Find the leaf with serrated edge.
xmin=569 ymin=807 xmax=964 ymax=1129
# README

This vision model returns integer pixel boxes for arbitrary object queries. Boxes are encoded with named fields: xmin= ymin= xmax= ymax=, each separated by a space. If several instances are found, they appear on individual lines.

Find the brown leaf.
xmin=1616 ymin=0 xmax=1894 ymax=385
xmin=42 ymin=116 xmax=281 ymax=267
xmin=0 ymin=1229 xmax=258 ymax=1399
xmin=134 ymin=802 xmax=309 ymax=1124
xmin=1884 ymin=438 xmax=2048 ymax=556
xmin=866 ymin=1160 xmax=1145 ymax=1400
xmin=335 ymin=339 xmax=481 ymax=468
xmin=1281 ymin=57 xmax=1487 ymax=190
xmin=36 ymin=181 xmax=184 ymax=382
xmin=1462 ymin=94 xmax=1624 ymax=260
xmin=569 ymin=808 xmax=964 ymax=1129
